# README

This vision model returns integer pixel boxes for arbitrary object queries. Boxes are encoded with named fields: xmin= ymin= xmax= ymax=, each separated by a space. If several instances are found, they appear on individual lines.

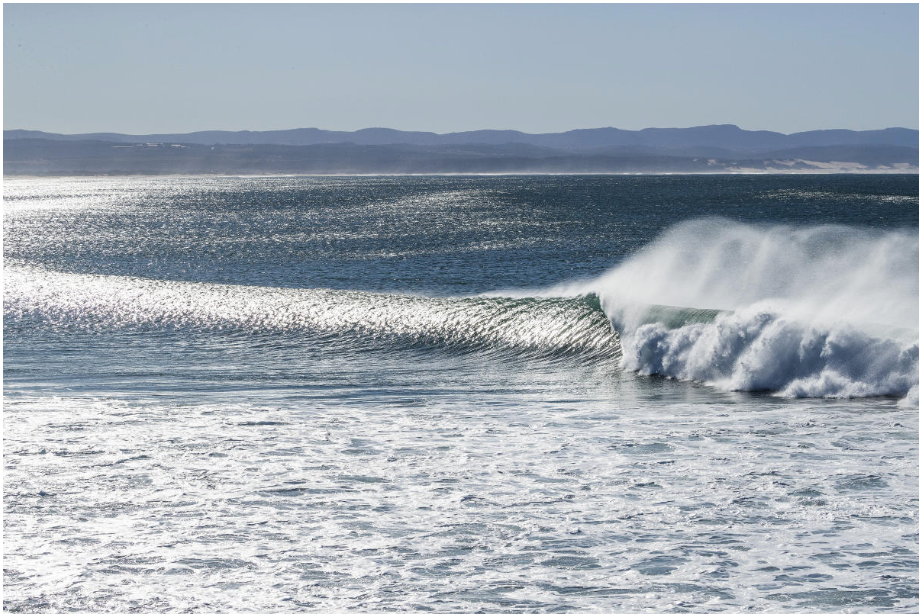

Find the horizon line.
xmin=5 ymin=124 xmax=919 ymax=138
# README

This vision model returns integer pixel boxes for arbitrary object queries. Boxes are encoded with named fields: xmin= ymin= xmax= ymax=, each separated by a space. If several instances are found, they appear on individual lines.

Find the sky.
xmin=3 ymin=3 xmax=918 ymax=135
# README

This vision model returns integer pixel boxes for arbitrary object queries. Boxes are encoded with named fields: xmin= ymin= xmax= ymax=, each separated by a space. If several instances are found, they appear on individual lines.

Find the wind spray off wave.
xmin=591 ymin=219 xmax=919 ymax=402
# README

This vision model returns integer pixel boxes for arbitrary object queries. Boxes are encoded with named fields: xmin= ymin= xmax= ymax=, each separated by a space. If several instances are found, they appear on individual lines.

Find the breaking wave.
xmin=5 ymin=218 xmax=917 ymax=401
xmin=590 ymin=219 xmax=919 ymax=401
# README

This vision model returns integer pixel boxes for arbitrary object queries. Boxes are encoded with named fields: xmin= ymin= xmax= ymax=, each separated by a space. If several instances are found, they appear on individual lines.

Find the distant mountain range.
xmin=6 ymin=124 xmax=918 ymax=150
xmin=4 ymin=125 xmax=917 ymax=175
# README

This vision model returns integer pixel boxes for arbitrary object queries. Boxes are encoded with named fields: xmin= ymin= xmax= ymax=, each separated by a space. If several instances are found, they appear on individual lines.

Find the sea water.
xmin=3 ymin=175 xmax=918 ymax=612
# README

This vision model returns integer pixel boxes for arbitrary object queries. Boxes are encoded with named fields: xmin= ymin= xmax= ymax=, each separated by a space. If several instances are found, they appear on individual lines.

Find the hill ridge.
xmin=5 ymin=125 xmax=917 ymax=151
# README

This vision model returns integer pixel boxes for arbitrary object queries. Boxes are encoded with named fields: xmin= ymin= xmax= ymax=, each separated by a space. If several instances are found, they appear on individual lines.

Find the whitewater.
xmin=4 ymin=175 xmax=918 ymax=612
xmin=586 ymin=219 xmax=917 ymax=403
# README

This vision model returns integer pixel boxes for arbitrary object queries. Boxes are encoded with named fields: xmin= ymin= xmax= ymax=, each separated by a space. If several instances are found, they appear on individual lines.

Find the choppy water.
xmin=4 ymin=175 xmax=919 ymax=612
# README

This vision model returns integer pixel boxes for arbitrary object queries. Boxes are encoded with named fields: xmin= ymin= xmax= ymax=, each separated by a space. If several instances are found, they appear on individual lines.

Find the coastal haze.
xmin=4 ymin=124 xmax=918 ymax=175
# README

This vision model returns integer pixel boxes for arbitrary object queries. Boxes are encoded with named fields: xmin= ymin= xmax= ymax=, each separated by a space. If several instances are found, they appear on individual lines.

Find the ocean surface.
xmin=4 ymin=174 xmax=918 ymax=613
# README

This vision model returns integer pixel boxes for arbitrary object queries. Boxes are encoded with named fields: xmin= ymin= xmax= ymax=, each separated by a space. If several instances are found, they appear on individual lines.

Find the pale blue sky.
xmin=4 ymin=3 xmax=918 ymax=134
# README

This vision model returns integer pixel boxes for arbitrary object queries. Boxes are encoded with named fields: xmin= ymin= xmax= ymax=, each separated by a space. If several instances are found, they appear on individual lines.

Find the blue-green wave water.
xmin=4 ymin=175 xmax=918 ymax=612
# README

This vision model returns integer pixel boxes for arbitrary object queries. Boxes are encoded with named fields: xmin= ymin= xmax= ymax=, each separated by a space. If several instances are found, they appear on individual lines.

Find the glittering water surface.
xmin=4 ymin=175 xmax=918 ymax=612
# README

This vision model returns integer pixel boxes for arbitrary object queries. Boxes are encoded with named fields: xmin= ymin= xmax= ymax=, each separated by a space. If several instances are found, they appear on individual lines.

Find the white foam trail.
xmin=591 ymin=219 xmax=919 ymax=401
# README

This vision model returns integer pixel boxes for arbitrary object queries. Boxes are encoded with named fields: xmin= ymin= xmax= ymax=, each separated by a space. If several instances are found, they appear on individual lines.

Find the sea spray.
xmin=592 ymin=219 xmax=919 ymax=401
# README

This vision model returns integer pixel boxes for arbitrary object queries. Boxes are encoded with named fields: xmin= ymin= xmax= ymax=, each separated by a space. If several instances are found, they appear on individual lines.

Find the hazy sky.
xmin=4 ymin=3 xmax=918 ymax=134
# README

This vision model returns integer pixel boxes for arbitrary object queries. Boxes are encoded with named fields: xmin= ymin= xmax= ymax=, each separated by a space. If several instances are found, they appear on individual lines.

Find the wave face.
xmin=3 ymin=265 xmax=619 ymax=362
xmin=588 ymin=219 xmax=919 ymax=401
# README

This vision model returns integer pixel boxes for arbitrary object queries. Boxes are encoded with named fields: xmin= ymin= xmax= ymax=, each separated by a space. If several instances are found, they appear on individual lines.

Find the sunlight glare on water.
xmin=4 ymin=175 xmax=918 ymax=612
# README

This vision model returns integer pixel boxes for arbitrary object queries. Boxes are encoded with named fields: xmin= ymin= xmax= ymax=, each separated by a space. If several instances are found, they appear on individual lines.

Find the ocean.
xmin=3 ymin=174 xmax=918 ymax=612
